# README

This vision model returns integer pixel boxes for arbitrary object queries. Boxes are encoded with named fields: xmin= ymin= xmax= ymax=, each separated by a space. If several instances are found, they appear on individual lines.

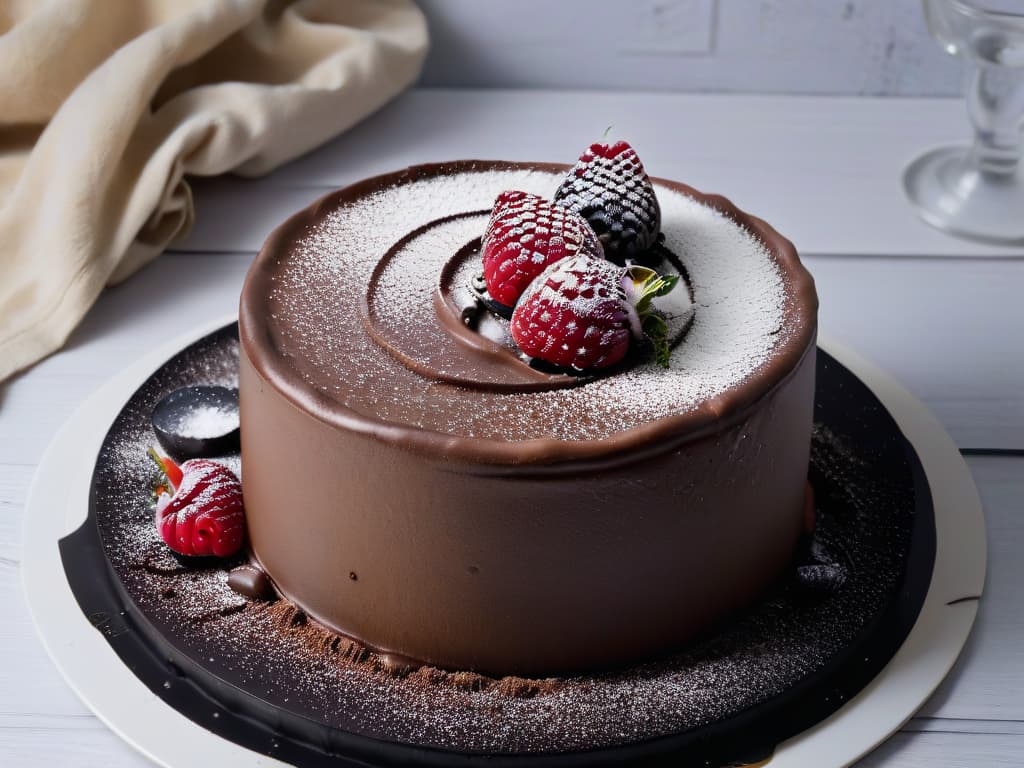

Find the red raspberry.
xmin=482 ymin=190 xmax=602 ymax=307
xmin=510 ymin=255 xmax=679 ymax=371
xmin=154 ymin=459 xmax=245 ymax=558
xmin=554 ymin=140 xmax=661 ymax=263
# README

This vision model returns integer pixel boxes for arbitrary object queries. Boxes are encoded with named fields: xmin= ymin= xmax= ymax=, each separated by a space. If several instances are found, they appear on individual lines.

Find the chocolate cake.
xmin=237 ymin=159 xmax=818 ymax=677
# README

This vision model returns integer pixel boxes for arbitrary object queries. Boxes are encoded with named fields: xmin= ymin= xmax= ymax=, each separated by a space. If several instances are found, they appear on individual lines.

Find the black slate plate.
xmin=59 ymin=323 xmax=935 ymax=767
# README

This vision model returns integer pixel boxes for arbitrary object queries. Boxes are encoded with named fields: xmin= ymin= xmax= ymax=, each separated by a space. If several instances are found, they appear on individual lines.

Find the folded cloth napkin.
xmin=0 ymin=0 xmax=427 ymax=382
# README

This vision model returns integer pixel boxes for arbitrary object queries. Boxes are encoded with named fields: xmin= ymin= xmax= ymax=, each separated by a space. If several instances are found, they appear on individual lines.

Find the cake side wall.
xmin=238 ymin=343 xmax=815 ymax=678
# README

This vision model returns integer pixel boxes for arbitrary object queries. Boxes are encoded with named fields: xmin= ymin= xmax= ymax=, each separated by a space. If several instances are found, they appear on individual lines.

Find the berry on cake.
xmin=553 ymin=139 xmax=661 ymax=262
xmin=481 ymin=191 xmax=603 ymax=308
xmin=510 ymin=256 xmax=678 ymax=370
xmin=478 ymin=139 xmax=680 ymax=371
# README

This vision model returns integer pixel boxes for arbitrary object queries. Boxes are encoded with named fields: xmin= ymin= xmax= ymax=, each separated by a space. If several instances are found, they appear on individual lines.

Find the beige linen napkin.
xmin=0 ymin=0 xmax=427 ymax=382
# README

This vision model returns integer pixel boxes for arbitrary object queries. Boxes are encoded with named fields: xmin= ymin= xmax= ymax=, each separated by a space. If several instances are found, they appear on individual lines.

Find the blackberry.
xmin=554 ymin=141 xmax=661 ymax=263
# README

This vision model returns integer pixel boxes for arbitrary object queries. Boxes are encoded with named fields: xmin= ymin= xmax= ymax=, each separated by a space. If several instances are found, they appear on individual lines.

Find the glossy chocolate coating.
xmin=227 ymin=564 xmax=276 ymax=601
xmin=238 ymin=161 xmax=818 ymax=677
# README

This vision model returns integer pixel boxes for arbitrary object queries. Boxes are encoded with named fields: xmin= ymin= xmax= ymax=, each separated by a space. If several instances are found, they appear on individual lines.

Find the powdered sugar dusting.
xmin=265 ymin=167 xmax=788 ymax=442
xmin=173 ymin=407 xmax=238 ymax=439
xmin=374 ymin=214 xmax=485 ymax=336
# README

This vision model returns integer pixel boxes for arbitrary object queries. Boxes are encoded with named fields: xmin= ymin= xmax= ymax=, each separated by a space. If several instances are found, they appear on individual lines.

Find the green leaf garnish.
xmin=627 ymin=266 xmax=679 ymax=368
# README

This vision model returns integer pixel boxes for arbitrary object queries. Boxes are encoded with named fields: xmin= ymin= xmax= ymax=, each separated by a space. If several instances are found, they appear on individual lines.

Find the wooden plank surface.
xmin=176 ymin=91 xmax=1023 ymax=258
xmin=806 ymin=255 xmax=1024 ymax=451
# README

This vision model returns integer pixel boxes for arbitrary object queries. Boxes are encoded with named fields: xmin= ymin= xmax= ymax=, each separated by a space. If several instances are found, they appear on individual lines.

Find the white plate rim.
xmin=21 ymin=317 xmax=986 ymax=768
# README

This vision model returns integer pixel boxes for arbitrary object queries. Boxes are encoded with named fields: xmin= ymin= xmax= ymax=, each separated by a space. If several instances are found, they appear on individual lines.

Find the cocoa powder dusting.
xmin=241 ymin=599 xmax=562 ymax=697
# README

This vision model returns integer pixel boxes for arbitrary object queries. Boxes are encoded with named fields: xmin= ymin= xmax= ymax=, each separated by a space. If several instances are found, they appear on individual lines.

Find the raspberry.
xmin=554 ymin=141 xmax=661 ymax=263
xmin=482 ymin=190 xmax=602 ymax=307
xmin=153 ymin=458 xmax=245 ymax=558
xmin=510 ymin=255 xmax=679 ymax=371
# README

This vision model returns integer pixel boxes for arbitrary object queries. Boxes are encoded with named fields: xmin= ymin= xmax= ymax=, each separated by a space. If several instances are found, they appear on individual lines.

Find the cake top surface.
xmin=241 ymin=161 xmax=816 ymax=463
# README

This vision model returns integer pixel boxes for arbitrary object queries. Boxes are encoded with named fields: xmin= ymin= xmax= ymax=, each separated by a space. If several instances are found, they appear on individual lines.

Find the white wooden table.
xmin=1 ymin=89 xmax=1022 ymax=767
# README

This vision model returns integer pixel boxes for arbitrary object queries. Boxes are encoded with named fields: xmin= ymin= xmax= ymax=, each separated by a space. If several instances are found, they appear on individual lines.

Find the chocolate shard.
xmin=228 ymin=564 xmax=277 ymax=601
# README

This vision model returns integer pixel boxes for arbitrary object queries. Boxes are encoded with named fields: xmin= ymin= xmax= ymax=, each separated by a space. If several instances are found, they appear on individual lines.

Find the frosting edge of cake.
xmin=238 ymin=160 xmax=818 ymax=467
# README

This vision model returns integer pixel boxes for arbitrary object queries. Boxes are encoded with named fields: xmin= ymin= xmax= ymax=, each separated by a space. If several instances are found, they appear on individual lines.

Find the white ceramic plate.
xmin=22 ymin=317 xmax=986 ymax=768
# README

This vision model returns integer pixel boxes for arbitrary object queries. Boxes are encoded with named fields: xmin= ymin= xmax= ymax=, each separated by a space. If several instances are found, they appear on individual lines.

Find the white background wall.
xmin=417 ymin=0 xmax=966 ymax=97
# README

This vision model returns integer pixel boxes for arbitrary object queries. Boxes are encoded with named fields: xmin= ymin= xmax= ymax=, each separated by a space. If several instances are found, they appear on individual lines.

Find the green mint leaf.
xmin=651 ymin=273 xmax=680 ymax=298
xmin=632 ymin=272 xmax=680 ymax=315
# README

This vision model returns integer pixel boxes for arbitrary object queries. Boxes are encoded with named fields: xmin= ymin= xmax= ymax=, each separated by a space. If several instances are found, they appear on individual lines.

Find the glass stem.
xmin=966 ymin=63 xmax=1024 ymax=177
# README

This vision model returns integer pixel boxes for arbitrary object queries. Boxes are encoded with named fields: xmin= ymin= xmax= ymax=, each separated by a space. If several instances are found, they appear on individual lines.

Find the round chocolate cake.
xmin=237 ymin=159 xmax=818 ymax=677
xmin=58 ymin=149 xmax=937 ymax=767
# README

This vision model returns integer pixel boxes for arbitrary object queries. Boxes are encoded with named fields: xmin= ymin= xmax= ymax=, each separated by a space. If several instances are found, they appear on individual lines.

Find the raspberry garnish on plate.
xmin=148 ymin=448 xmax=245 ymax=558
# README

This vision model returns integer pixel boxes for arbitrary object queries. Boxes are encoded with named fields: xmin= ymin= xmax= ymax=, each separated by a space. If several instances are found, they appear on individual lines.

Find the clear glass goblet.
xmin=903 ymin=0 xmax=1024 ymax=244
